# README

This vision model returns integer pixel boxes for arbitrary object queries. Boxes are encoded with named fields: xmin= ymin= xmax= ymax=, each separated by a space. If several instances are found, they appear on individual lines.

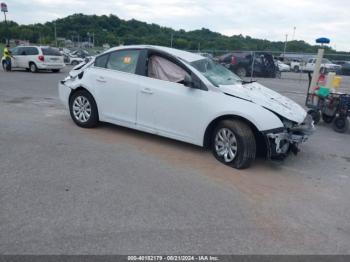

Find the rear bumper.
xmin=37 ymin=63 xmax=66 ymax=70
xmin=263 ymin=115 xmax=315 ymax=159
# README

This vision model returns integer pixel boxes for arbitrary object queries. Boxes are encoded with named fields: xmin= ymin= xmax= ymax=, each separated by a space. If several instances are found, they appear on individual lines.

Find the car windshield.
xmin=190 ymin=58 xmax=241 ymax=86
xmin=322 ymin=58 xmax=331 ymax=63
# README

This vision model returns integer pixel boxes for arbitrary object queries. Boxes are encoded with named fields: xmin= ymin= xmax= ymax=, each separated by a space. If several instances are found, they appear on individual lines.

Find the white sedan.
xmin=59 ymin=45 xmax=313 ymax=169
xmin=276 ymin=60 xmax=291 ymax=72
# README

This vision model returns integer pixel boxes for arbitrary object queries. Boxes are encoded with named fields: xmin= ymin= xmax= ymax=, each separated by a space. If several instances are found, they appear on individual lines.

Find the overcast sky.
xmin=5 ymin=0 xmax=350 ymax=51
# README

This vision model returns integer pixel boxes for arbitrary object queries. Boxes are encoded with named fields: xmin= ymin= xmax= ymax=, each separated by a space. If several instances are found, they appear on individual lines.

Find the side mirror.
xmin=184 ymin=74 xmax=193 ymax=87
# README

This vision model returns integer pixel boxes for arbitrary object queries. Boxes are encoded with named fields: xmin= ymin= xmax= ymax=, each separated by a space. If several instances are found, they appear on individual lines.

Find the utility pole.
xmin=283 ymin=34 xmax=288 ymax=58
xmin=292 ymin=26 xmax=296 ymax=41
xmin=54 ymin=21 xmax=57 ymax=47
xmin=1 ymin=2 xmax=9 ymax=45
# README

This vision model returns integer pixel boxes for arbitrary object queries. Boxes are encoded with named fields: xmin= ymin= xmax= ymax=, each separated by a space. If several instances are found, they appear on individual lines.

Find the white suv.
xmin=59 ymin=45 xmax=314 ymax=169
xmin=1 ymin=46 xmax=65 ymax=73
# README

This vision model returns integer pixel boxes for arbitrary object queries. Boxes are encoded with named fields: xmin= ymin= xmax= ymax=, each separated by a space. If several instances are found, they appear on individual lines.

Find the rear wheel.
xmin=212 ymin=120 xmax=256 ymax=169
xmin=69 ymin=90 xmax=99 ymax=128
xmin=333 ymin=117 xmax=349 ymax=133
xmin=29 ymin=62 xmax=38 ymax=73
xmin=52 ymin=69 xmax=60 ymax=73
xmin=236 ymin=67 xmax=247 ymax=78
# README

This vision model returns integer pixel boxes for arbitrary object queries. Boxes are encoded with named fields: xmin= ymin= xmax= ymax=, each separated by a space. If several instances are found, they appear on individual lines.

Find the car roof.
xmin=14 ymin=46 xmax=52 ymax=48
xmin=106 ymin=45 xmax=204 ymax=63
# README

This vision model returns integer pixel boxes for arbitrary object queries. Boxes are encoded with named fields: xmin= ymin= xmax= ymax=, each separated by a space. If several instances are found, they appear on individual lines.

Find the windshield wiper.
xmin=242 ymin=80 xmax=256 ymax=85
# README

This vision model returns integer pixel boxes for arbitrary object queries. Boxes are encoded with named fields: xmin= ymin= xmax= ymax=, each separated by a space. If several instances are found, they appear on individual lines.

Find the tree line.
xmin=0 ymin=13 xmax=348 ymax=55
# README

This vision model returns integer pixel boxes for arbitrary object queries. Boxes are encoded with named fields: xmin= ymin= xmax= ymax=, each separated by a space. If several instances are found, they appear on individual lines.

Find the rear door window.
xmin=106 ymin=50 xmax=140 ymax=74
xmin=41 ymin=47 xmax=61 ymax=56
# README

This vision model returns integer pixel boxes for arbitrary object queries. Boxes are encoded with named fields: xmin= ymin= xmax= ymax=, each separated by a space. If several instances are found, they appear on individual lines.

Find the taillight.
xmin=231 ymin=56 xmax=237 ymax=65
xmin=38 ymin=55 xmax=45 ymax=62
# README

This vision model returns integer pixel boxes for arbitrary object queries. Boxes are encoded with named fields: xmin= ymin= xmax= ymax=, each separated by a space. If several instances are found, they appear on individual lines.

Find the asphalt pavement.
xmin=0 ymin=68 xmax=350 ymax=254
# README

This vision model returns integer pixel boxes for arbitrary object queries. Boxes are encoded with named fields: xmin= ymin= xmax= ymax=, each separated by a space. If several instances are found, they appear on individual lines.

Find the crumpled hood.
xmin=220 ymin=82 xmax=307 ymax=123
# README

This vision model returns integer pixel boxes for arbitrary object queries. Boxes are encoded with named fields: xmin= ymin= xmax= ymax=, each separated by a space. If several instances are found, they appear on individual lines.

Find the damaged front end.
xmin=264 ymin=114 xmax=315 ymax=160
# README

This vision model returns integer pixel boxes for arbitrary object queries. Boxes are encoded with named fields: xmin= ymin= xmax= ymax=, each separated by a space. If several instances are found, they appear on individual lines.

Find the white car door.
xmin=137 ymin=55 xmax=208 ymax=144
xmin=91 ymin=49 xmax=143 ymax=126
xmin=15 ymin=47 xmax=29 ymax=68
xmin=9 ymin=47 xmax=21 ymax=68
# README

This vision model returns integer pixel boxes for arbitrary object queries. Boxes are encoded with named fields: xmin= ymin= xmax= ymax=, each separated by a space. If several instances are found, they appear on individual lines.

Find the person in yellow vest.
xmin=3 ymin=44 xmax=13 ymax=71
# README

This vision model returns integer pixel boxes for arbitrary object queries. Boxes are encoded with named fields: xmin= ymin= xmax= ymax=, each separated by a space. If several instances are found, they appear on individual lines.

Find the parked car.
xmin=217 ymin=52 xmax=278 ymax=78
xmin=70 ymin=49 xmax=90 ymax=58
xmin=333 ymin=61 xmax=350 ymax=76
xmin=63 ymin=53 xmax=85 ymax=66
xmin=292 ymin=58 xmax=341 ymax=73
xmin=304 ymin=58 xmax=341 ymax=73
xmin=275 ymin=60 xmax=290 ymax=72
xmin=1 ymin=46 xmax=65 ymax=73
xmin=58 ymin=45 xmax=313 ymax=169
xmin=340 ymin=62 xmax=350 ymax=76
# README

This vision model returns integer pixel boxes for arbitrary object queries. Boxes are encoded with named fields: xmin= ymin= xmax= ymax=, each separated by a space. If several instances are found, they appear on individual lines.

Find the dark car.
xmin=340 ymin=62 xmax=350 ymax=76
xmin=217 ymin=52 xmax=278 ymax=78
xmin=340 ymin=61 xmax=350 ymax=76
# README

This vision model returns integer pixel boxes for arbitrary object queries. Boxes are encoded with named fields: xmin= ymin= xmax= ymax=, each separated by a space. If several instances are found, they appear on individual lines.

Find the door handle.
xmin=96 ymin=77 xmax=106 ymax=83
xmin=141 ymin=88 xmax=153 ymax=94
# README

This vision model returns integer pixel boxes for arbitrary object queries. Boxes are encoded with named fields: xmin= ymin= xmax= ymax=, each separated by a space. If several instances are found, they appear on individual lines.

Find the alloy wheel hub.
xmin=72 ymin=96 xmax=91 ymax=123
xmin=215 ymin=128 xmax=238 ymax=162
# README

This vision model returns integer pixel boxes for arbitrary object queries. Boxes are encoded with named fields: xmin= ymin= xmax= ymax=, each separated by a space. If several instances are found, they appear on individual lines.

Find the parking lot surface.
xmin=0 ymin=68 xmax=350 ymax=254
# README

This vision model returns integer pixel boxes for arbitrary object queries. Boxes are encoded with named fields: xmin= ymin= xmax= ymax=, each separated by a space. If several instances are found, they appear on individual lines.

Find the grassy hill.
xmin=0 ymin=13 xmax=347 ymax=55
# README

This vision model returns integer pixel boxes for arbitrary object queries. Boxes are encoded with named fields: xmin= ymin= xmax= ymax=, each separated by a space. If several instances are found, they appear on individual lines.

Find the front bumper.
xmin=264 ymin=115 xmax=315 ymax=159
xmin=58 ymin=81 xmax=71 ymax=109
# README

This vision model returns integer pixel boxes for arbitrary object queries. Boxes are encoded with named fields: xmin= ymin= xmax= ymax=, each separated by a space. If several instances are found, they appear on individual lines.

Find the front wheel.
xmin=333 ymin=117 xmax=349 ymax=133
xmin=69 ymin=90 xmax=99 ymax=128
xmin=52 ymin=69 xmax=60 ymax=73
xmin=212 ymin=120 xmax=256 ymax=169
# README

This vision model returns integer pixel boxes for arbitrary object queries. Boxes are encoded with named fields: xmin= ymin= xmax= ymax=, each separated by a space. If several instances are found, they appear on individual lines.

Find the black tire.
xmin=322 ymin=113 xmax=335 ymax=124
xmin=69 ymin=90 xmax=99 ymax=128
xmin=29 ymin=62 xmax=38 ymax=73
xmin=294 ymin=66 xmax=300 ymax=73
xmin=308 ymin=109 xmax=321 ymax=125
xmin=236 ymin=67 xmax=247 ymax=78
xmin=71 ymin=61 xmax=79 ymax=66
xmin=212 ymin=120 xmax=256 ymax=169
xmin=332 ymin=117 xmax=349 ymax=133
xmin=52 ymin=69 xmax=60 ymax=73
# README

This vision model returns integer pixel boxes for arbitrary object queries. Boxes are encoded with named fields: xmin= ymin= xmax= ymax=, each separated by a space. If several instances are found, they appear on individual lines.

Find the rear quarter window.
xmin=41 ymin=48 xmax=61 ymax=56
xmin=94 ymin=54 xmax=109 ymax=68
